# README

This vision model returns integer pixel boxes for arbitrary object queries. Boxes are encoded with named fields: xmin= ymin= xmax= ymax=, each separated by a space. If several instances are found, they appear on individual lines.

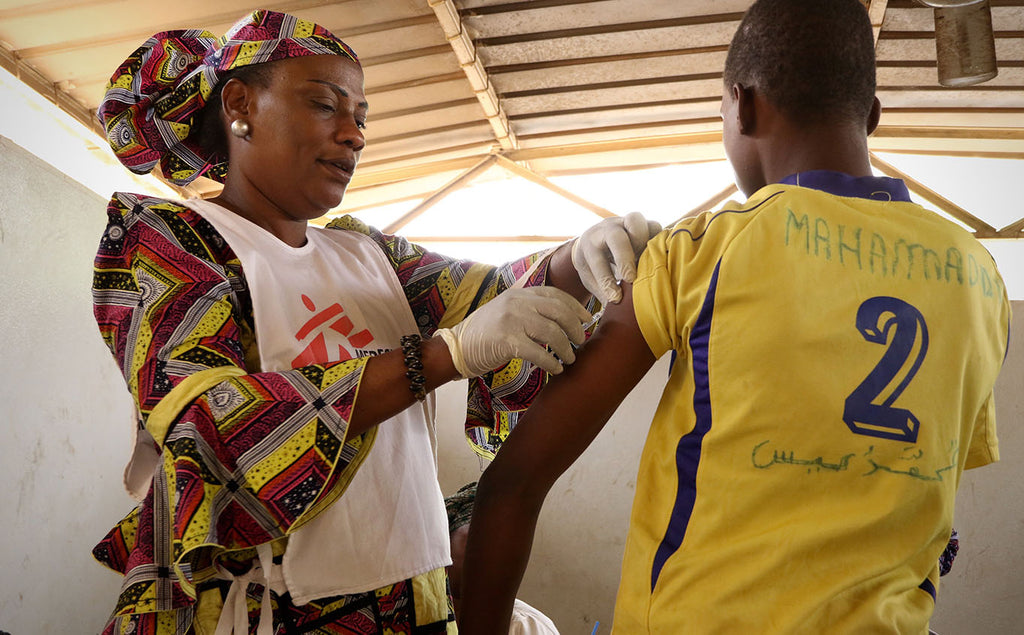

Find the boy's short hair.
xmin=723 ymin=0 xmax=877 ymax=126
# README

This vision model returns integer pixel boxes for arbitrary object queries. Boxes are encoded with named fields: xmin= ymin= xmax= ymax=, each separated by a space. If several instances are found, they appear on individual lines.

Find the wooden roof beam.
xmin=868 ymin=153 xmax=999 ymax=236
xmin=866 ymin=0 xmax=890 ymax=47
xmin=493 ymin=154 xmax=616 ymax=219
xmin=11 ymin=0 xmax=376 ymax=60
xmin=474 ymin=13 xmax=746 ymax=47
xmin=353 ymin=131 xmax=724 ymax=189
xmin=429 ymin=0 xmax=517 ymax=151
xmin=997 ymin=217 xmax=1024 ymax=238
xmin=682 ymin=183 xmax=739 ymax=219
xmin=382 ymin=155 xmax=497 ymax=233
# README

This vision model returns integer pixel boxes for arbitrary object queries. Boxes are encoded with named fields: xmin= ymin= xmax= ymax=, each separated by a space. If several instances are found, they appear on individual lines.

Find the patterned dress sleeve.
xmin=92 ymin=194 xmax=377 ymax=621
xmin=324 ymin=216 xmax=565 ymax=459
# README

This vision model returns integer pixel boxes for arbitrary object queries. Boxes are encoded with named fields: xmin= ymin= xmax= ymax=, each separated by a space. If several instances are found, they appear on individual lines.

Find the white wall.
xmin=0 ymin=136 xmax=136 ymax=633
xmin=2 ymin=133 xmax=1021 ymax=634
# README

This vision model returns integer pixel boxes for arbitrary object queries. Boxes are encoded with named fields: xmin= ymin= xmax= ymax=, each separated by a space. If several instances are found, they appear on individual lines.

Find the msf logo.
xmin=292 ymin=294 xmax=374 ymax=368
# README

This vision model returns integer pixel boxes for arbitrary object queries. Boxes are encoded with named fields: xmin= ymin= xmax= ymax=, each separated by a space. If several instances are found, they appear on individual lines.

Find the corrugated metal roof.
xmin=1 ymin=0 xmax=1021 ymax=237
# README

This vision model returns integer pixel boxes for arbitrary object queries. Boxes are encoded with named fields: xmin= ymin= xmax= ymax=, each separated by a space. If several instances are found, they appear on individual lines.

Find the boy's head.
xmin=724 ymin=0 xmax=877 ymax=127
xmin=721 ymin=0 xmax=880 ymax=195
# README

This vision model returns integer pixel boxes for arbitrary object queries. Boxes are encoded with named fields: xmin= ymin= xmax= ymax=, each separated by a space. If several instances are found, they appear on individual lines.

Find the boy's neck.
xmin=763 ymin=121 xmax=873 ymax=185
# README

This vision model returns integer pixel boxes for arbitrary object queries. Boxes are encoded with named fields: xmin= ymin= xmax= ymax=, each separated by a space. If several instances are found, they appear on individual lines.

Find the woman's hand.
xmin=571 ymin=212 xmax=662 ymax=305
xmin=435 ymin=287 xmax=591 ymax=377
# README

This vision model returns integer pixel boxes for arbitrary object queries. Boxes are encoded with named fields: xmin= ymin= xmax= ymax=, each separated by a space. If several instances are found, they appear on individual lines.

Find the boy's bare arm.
xmin=458 ymin=283 xmax=658 ymax=633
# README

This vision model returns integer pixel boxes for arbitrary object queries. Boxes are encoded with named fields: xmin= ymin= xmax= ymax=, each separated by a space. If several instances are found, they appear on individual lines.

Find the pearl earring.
xmin=230 ymin=119 xmax=251 ymax=138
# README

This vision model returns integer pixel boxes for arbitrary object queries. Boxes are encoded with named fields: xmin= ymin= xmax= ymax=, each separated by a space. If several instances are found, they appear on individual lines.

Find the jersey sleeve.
xmin=965 ymin=392 xmax=999 ymax=469
xmin=965 ymin=294 xmax=1010 ymax=469
xmin=632 ymin=206 xmax=758 ymax=360
xmin=92 ymin=194 xmax=379 ymax=617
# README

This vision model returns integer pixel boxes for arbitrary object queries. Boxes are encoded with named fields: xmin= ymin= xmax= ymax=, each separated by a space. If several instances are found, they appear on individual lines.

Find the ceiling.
xmin=1 ymin=0 xmax=1022 ymax=238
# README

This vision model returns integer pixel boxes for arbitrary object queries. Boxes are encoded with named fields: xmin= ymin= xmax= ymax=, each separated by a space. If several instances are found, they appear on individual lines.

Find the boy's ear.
xmin=219 ymin=77 xmax=253 ymax=122
xmin=733 ymin=83 xmax=757 ymax=136
xmin=866 ymin=96 xmax=881 ymax=135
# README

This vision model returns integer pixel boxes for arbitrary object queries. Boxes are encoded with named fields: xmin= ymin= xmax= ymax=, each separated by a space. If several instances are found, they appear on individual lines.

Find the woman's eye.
xmin=356 ymin=120 xmax=367 ymax=130
xmin=314 ymin=101 xmax=336 ymax=113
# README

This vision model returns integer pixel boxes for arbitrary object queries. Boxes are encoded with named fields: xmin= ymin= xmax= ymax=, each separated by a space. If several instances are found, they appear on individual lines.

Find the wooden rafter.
xmin=681 ymin=183 xmax=739 ymax=219
xmin=429 ymin=0 xmax=517 ymax=151
xmin=997 ymin=217 xmax=1024 ymax=238
xmin=488 ymin=44 xmax=730 ymax=75
xmin=350 ymin=125 xmax=1024 ymax=197
xmin=382 ymin=155 xmax=497 ymax=234
xmin=508 ymin=131 xmax=723 ymax=162
xmin=493 ymin=155 xmax=616 ymax=219
xmin=868 ymin=153 xmax=999 ymax=237
xmin=873 ymin=126 xmax=1024 ymax=141
xmin=10 ymin=0 xmax=370 ymax=60
xmin=866 ymin=0 xmax=890 ymax=46
xmin=473 ymin=12 xmax=747 ymax=47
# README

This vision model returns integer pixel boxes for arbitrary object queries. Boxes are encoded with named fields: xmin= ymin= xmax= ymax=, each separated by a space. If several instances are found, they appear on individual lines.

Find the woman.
xmin=91 ymin=9 xmax=658 ymax=635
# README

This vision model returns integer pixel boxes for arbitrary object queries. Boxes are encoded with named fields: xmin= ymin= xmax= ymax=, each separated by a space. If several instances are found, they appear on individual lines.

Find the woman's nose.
xmin=337 ymin=119 xmax=365 ymax=152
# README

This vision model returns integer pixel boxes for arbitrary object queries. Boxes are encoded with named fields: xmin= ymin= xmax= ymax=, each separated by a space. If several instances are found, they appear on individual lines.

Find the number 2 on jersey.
xmin=843 ymin=296 xmax=929 ymax=442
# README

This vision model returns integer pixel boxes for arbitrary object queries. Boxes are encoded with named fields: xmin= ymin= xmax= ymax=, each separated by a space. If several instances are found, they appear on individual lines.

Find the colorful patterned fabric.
xmin=98 ymin=10 xmax=358 ymax=185
xmin=466 ymin=360 xmax=546 ymax=459
xmin=104 ymin=575 xmax=455 ymax=634
xmin=444 ymin=482 xmax=477 ymax=532
xmin=92 ymin=192 xmax=552 ymax=633
xmin=939 ymin=528 xmax=960 ymax=576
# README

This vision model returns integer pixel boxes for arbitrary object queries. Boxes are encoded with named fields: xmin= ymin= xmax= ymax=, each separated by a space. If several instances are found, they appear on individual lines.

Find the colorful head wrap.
xmin=445 ymin=482 xmax=478 ymax=533
xmin=98 ymin=9 xmax=358 ymax=185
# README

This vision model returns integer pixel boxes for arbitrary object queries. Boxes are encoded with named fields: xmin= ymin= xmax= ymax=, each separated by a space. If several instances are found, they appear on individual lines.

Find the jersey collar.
xmin=780 ymin=170 xmax=912 ymax=203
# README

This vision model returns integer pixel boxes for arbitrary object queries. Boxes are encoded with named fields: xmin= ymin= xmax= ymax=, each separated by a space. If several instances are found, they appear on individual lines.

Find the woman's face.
xmin=234 ymin=54 xmax=367 ymax=220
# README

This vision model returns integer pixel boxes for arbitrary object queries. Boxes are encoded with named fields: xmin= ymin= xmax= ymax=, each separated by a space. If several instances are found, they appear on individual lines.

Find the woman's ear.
xmin=219 ymin=77 xmax=252 ymax=123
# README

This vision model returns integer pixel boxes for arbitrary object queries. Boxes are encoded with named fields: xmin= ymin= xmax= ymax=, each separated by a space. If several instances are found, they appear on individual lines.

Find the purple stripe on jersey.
xmin=780 ymin=170 xmax=913 ymax=202
xmin=650 ymin=261 xmax=721 ymax=592
xmin=671 ymin=191 xmax=784 ymax=241
xmin=919 ymin=577 xmax=937 ymax=601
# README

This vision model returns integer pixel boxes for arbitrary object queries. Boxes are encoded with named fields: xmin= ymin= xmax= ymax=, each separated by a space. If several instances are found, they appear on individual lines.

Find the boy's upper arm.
xmin=491 ymin=283 xmax=658 ymax=486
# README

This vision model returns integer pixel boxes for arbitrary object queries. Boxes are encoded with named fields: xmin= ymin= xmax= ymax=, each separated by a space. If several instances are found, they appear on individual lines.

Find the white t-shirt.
xmin=183 ymin=199 xmax=450 ymax=602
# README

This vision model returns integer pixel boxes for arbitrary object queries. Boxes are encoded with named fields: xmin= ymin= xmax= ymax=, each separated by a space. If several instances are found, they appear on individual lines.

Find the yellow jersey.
xmin=621 ymin=172 xmax=1010 ymax=633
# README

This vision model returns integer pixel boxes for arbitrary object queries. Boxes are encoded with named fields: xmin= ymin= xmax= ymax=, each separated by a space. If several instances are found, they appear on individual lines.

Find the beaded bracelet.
xmin=400 ymin=334 xmax=427 ymax=401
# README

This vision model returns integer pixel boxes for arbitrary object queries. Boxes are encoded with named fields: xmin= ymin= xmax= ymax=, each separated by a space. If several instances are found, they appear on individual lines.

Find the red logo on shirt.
xmin=291 ymin=294 xmax=374 ymax=368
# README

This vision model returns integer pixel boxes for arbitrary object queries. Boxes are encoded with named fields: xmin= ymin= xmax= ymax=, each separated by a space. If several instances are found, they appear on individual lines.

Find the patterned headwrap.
xmin=445 ymin=482 xmax=478 ymax=533
xmin=98 ymin=9 xmax=358 ymax=185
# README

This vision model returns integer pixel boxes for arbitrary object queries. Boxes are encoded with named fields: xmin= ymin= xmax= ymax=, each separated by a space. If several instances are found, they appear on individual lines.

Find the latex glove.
xmin=435 ymin=287 xmax=591 ymax=378
xmin=571 ymin=212 xmax=662 ymax=305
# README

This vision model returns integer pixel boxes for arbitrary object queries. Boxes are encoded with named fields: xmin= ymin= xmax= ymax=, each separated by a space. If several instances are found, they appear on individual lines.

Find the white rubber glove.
xmin=571 ymin=212 xmax=662 ymax=305
xmin=434 ymin=287 xmax=591 ymax=378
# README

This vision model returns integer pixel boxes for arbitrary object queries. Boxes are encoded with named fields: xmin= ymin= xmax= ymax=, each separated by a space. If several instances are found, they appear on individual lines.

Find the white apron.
xmin=183 ymin=200 xmax=450 ymax=630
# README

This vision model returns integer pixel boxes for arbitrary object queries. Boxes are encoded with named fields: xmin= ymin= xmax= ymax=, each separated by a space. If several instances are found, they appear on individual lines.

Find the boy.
xmin=458 ymin=0 xmax=1011 ymax=632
